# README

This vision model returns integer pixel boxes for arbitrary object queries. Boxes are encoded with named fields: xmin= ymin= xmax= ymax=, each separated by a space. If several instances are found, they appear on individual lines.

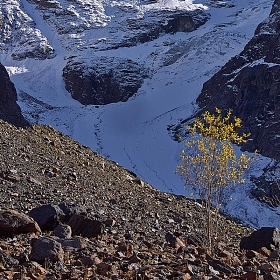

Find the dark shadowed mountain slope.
xmin=196 ymin=0 xmax=280 ymax=160
xmin=194 ymin=0 xmax=280 ymax=208
xmin=0 ymin=63 xmax=28 ymax=127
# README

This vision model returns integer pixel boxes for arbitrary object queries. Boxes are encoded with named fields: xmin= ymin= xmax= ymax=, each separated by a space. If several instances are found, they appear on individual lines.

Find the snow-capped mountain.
xmin=0 ymin=0 xmax=279 ymax=228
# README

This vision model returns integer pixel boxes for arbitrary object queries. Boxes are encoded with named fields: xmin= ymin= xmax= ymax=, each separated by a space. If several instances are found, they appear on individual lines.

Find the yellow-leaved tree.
xmin=176 ymin=108 xmax=253 ymax=253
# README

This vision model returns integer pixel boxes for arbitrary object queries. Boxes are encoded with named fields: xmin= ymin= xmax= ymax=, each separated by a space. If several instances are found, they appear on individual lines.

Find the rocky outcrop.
xmin=25 ymin=0 xmax=209 ymax=51
xmin=196 ymin=0 xmax=280 ymax=160
xmin=194 ymin=0 xmax=280 ymax=207
xmin=63 ymin=56 xmax=148 ymax=105
xmin=112 ymin=9 xmax=209 ymax=50
xmin=0 ymin=63 xmax=28 ymax=127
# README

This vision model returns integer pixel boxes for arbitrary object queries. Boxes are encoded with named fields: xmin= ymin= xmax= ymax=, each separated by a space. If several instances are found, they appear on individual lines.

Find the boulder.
xmin=29 ymin=204 xmax=65 ymax=231
xmin=240 ymin=227 xmax=280 ymax=251
xmin=56 ymin=236 xmax=87 ymax=251
xmin=67 ymin=214 xmax=104 ymax=238
xmin=58 ymin=203 xmax=90 ymax=223
xmin=0 ymin=209 xmax=41 ymax=236
xmin=29 ymin=237 xmax=64 ymax=263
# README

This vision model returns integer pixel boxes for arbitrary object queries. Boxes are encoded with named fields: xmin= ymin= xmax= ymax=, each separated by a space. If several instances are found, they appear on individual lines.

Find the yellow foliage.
xmin=176 ymin=108 xmax=254 ymax=253
xmin=177 ymin=108 xmax=252 ymax=190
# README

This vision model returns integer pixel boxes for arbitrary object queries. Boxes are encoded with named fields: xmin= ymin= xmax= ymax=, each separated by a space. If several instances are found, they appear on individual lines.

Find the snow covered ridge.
xmin=0 ymin=0 xmax=209 ymax=60
xmin=0 ymin=0 xmax=54 ymax=60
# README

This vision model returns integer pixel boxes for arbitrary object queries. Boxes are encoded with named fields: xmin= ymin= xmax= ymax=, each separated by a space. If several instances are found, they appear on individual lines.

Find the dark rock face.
xmin=63 ymin=56 xmax=148 ymax=105
xmin=196 ymin=0 xmax=280 ymax=160
xmin=0 ymin=63 xmax=28 ymax=127
xmin=240 ymin=227 xmax=280 ymax=251
xmin=164 ymin=15 xmax=196 ymax=33
xmin=116 ymin=10 xmax=209 ymax=49
xmin=251 ymin=172 xmax=280 ymax=208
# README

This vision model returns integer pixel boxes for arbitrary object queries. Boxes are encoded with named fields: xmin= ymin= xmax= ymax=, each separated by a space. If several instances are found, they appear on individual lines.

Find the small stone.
xmin=79 ymin=256 xmax=94 ymax=267
xmin=258 ymin=263 xmax=273 ymax=272
xmin=96 ymin=262 xmax=112 ymax=276
xmin=168 ymin=218 xmax=175 ymax=224
xmin=245 ymin=250 xmax=259 ymax=259
xmin=268 ymin=250 xmax=280 ymax=261
xmin=165 ymin=232 xmax=185 ymax=248
xmin=53 ymin=224 xmax=72 ymax=238
xmin=0 ymin=252 xmax=19 ymax=268
xmin=264 ymin=273 xmax=280 ymax=280
xmin=258 ymin=247 xmax=271 ymax=257
xmin=104 ymin=219 xmax=116 ymax=227
xmin=182 ymin=273 xmax=192 ymax=280
xmin=28 ymin=177 xmax=42 ymax=186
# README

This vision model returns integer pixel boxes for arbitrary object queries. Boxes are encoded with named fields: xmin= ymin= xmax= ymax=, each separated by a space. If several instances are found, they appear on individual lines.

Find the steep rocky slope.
xmin=197 ymin=0 xmax=280 ymax=160
xmin=194 ymin=0 xmax=280 ymax=207
xmin=0 ymin=63 xmax=28 ymax=127
xmin=0 ymin=120 xmax=279 ymax=279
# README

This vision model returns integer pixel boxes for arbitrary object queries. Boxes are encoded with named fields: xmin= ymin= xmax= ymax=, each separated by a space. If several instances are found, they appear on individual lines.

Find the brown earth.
xmin=0 ymin=120 xmax=279 ymax=279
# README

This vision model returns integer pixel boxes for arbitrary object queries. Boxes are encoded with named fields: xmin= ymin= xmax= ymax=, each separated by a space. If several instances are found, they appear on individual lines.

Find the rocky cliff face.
xmin=0 ymin=63 xmax=28 ymax=127
xmin=196 ymin=0 xmax=280 ymax=206
xmin=197 ymin=0 xmax=280 ymax=160
xmin=59 ymin=2 xmax=209 ymax=105
xmin=63 ymin=56 xmax=148 ymax=105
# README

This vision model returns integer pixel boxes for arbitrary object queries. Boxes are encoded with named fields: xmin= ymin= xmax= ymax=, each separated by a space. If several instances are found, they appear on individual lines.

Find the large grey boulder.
xmin=29 ymin=237 xmax=64 ymax=263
